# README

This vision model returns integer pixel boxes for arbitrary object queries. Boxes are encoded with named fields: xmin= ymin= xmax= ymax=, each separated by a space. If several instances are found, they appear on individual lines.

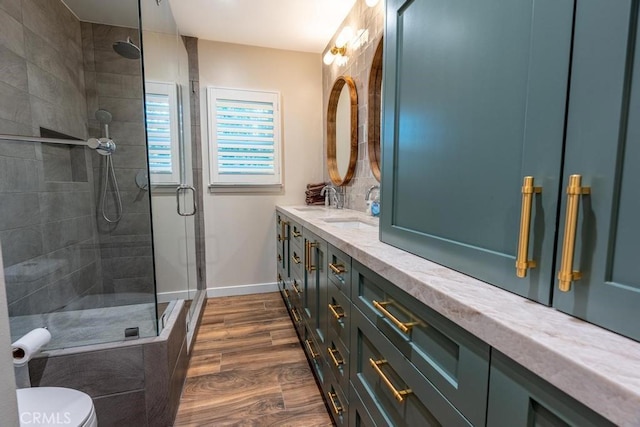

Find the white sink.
xmin=322 ymin=217 xmax=376 ymax=229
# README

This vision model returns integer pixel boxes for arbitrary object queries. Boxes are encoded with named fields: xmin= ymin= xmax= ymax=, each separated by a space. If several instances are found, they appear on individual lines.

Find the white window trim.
xmin=145 ymin=81 xmax=181 ymax=185
xmin=207 ymin=86 xmax=282 ymax=187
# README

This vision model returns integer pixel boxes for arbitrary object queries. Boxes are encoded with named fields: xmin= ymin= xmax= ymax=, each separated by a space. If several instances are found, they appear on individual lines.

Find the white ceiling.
xmin=168 ymin=0 xmax=357 ymax=53
xmin=61 ymin=0 xmax=355 ymax=53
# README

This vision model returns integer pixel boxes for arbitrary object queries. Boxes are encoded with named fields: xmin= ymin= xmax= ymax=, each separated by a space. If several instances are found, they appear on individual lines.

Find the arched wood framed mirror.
xmin=327 ymin=76 xmax=358 ymax=186
xmin=368 ymin=38 xmax=383 ymax=182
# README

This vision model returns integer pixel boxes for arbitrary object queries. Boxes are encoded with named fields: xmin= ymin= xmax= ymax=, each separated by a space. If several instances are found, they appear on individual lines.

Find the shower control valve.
xmin=87 ymin=137 xmax=116 ymax=155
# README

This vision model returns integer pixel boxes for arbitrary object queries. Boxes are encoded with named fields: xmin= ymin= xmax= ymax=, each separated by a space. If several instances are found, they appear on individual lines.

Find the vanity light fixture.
xmin=323 ymin=26 xmax=354 ymax=66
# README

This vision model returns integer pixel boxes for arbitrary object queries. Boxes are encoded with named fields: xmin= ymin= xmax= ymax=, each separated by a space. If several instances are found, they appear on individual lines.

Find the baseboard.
xmin=206 ymin=282 xmax=278 ymax=298
xmin=157 ymin=290 xmax=190 ymax=303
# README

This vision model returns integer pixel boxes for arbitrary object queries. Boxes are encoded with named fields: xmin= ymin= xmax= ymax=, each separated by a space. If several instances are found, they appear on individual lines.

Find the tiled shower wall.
xmin=0 ymin=139 xmax=103 ymax=316
xmin=0 ymin=0 xmax=154 ymax=314
xmin=322 ymin=0 xmax=384 ymax=212
xmin=82 ymin=23 xmax=154 ymax=298
xmin=0 ymin=0 xmax=88 ymax=139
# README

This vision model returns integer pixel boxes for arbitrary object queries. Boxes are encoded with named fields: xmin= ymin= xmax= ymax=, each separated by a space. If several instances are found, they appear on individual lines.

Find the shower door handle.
xmin=176 ymin=185 xmax=197 ymax=216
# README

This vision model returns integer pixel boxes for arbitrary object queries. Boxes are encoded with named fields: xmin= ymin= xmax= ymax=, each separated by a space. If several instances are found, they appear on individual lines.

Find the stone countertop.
xmin=277 ymin=205 xmax=640 ymax=426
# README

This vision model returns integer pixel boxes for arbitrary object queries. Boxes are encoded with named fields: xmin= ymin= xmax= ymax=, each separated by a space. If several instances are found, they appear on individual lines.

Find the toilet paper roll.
xmin=12 ymin=328 xmax=51 ymax=366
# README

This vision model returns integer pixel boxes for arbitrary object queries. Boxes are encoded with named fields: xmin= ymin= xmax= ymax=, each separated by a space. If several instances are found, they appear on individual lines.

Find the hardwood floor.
xmin=174 ymin=292 xmax=333 ymax=427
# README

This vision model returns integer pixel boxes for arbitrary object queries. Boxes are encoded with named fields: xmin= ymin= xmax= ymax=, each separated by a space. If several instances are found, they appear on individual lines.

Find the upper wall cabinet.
xmin=381 ymin=0 xmax=640 ymax=341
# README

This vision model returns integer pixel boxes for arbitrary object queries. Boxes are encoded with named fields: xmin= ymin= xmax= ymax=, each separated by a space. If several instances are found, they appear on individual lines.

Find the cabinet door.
xmin=381 ymin=0 xmax=574 ymax=303
xmin=303 ymin=230 xmax=329 ymax=347
xmin=553 ymin=0 xmax=640 ymax=340
xmin=487 ymin=351 xmax=614 ymax=427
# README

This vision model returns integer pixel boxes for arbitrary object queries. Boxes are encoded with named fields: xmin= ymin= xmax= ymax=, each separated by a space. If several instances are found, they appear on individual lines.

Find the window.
xmin=145 ymin=81 xmax=180 ymax=184
xmin=207 ymin=87 xmax=281 ymax=187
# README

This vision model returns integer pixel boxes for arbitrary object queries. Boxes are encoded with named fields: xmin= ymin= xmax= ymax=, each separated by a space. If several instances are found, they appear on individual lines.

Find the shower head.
xmin=113 ymin=37 xmax=141 ymax=60
xmin=95 ymin=109 xmax=112 ymax=125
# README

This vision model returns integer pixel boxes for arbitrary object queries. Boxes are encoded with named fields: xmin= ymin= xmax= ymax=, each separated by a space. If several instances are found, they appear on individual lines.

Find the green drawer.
xmin=351 ymin=260 xmax=489 ymax=426
xmin=325 ymin=369 xmax=349 ymax=427
xmin=350 ymin=307 xmax=471 ymax=427
xmin=289 ymin=219 xmax=304 ymax=252
xmin=349 ymin=383 xmax=378 ymax=427
xmin=289 ymin=245 xmax=304 ymax=279
xmin=303 ymin=322 xmax=326 ymax=385
xmin=487 ymin=350 xmax=615 ymax=427
xmin=328 ymin=244 xmax=352 ymax=295
xmin=327 ymin=328 xmax=350 ymax=396
xmin=328 ymin=281 xmax=351 ymax=349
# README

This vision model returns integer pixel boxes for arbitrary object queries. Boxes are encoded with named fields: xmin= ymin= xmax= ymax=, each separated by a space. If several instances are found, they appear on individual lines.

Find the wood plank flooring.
xmin=174 ymin=292 xmax=333 ymax=427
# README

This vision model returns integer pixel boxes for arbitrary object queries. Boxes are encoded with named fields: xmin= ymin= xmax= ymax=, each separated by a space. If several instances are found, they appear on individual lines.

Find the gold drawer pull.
xmin=328 ymin=303 xmax=345 ymax=320
xmin=283 ymin=289 xmax=290 ymax=299
xmin=291 ymin=307 xmax=301 ymax=323
xmin=305 ymin=339 xmax=319 ymax=359
xmin=291 ymin=254 xmax=301 ymax=264
xmin=557 ymin=174 xmax=591 ymax=292
xmin=305 ymin=241 xmax=317 ymax=273
xmin=329 ymin=263 xmax=345 ymax=275
xmin=278 ymin=254 xmax=282 ymax=262
xmin=292 ymin=230 xmax=302 ymax=238
xmin=327 ymin=391 xmax=343 ymax=415
xmin=277 ymin=273 xmax=282 ymax=282
xmin=279 ymin=220 xmax=288 ymax=241
xmin=516 ymin=176 xmax=542 ymax=278
xmin=292 ymin=280 xmax=302 ymax=295
xmin=328 ymin=347 xmax=344 ymax=367
xmin=372 ymin=300 xmax=417 ymax=334
xmin=369 ymin=358 xmax=412 ymax=402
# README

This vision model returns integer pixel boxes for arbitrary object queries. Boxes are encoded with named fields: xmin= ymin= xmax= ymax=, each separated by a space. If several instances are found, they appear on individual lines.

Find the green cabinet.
xmin=381 ymin=0 xmax=640 ymax=341
xmin=351 ymin=260 xmax=490 ymax=426
xmin=380 ymin=0 xmax=573 ymax=305
xmin=303 ymin=229 xmax=329 ymax=349
xmin=487 ymin=351 xmax=614 ymax=427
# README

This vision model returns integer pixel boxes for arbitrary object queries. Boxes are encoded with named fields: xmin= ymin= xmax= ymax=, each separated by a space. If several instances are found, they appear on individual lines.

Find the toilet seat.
xmin=17 ymin=387 xmax=97 ymax=427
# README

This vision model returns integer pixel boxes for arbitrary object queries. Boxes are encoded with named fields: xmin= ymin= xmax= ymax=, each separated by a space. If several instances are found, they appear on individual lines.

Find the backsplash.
xmin=322 ymin=0 xmax=384 ymax=212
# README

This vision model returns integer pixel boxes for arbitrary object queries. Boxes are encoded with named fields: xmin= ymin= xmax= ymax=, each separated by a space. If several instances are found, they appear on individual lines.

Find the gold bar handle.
xmin=327 ymin=391 xmax=343 ymax=415
xmin=369 ymin=358 xmax=412 ymax=402
xmin=329 ymin=263 xmax=345 ymax=275
xmin=305 ymin=339 xmax=319 ymax=359
xmin=292 ymin=230 xmax=302 ymax=238
xmin=516 ymin=176 xmax=542 ymax=278
xmin=304 ymin=241 xmax=309 ymax=271
xmin=292 ymin=280 xmax=302 ymax=295
xmin=283 ymin=289 xmax=290 ymax=299
xmin=279 ymin=220 xmax=288 ymax=242
xmin=328 ymin=303 xmax=345 ymax=320
xmin=372 ymin=300 xmax=416 ymax=334
xmin=291 ymin=307 xmax=301 ymax=323
xmin=328 ymin=347 xmax=344 ymax=367
xmin=557 ymin=174 xmax=591 ymax=292
xmin=278 ymin=254 xmax=282 ymax=263
xmin=291 ymin=253 xmax=301 ymax=264
xmin=306 ymin=242 xmax=317 ymax=273
xmin=277 ymin=273 xmax=282 ymax=282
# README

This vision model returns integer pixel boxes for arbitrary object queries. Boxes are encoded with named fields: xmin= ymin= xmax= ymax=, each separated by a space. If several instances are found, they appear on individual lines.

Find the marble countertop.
xmin=277 ymin=205 xmax=640 ymax=426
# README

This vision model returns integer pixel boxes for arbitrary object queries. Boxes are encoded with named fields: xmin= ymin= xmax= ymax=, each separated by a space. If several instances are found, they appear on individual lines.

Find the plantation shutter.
xmin=145 ymin=82 xmax=180 ymax=184
xmin=208 ymin=88 xmax=281 ymax=186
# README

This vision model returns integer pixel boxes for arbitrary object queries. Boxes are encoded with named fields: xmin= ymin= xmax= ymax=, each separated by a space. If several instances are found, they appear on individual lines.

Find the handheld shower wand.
xmin=89 ymin=109 xmax=123 ymax=223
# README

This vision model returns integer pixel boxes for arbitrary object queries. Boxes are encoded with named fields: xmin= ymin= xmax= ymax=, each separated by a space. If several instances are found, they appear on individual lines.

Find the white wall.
xmin=0 ymin=243 xmax=19 ymax=425
xmin=198 ymin=40 xmax=323 ymax=293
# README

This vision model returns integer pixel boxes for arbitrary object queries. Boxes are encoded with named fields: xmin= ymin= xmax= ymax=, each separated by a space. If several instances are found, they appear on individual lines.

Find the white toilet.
xmin=17 ymin=387 xmax=97 ymax=427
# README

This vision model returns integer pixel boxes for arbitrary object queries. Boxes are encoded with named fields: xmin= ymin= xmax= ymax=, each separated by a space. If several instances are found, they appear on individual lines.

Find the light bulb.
xmin=323 ymin=50 xmax=336 ymax=65
xmin=335 ymin=26 xmax=354 ymax=49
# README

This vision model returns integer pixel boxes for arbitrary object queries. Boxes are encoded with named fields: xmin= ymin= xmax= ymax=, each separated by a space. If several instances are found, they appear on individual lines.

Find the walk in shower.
xmin=0 ymin=0 xmax=204 ymax=351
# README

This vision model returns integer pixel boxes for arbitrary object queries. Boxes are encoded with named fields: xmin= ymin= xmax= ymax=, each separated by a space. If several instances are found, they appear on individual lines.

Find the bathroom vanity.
xmin=276 ymin=206 xmax=640 ymax=426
